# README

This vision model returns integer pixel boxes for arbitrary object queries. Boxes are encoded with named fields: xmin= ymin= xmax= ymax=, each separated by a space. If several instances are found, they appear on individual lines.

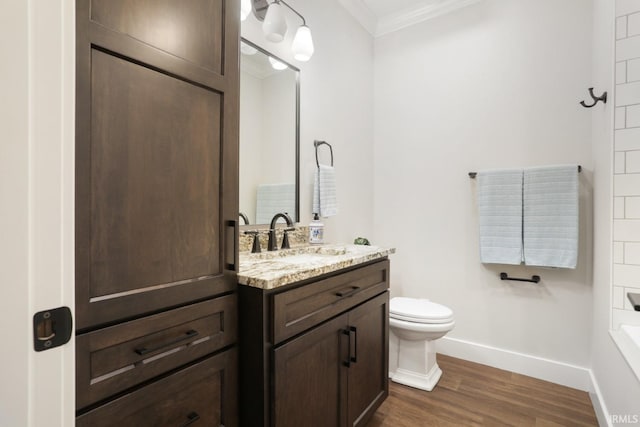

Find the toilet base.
xmin=391 ymin=363 xmax=442 ymax=392
xmin=389 ymin=332 xmax=445 ymax=392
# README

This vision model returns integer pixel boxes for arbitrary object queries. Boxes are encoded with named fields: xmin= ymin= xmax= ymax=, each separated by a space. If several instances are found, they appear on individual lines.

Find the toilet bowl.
xmin=389 ymin=297 xmax=454 ymax=392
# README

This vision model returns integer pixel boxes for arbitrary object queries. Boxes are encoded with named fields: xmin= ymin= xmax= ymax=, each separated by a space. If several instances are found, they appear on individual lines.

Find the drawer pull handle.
xmin=181 ymin=411 xmax=200 ymax=426
xmin=226 ymin=219 xmax=238 ymax=271
xmin=134 ymin=329 xmax=199 ymax=356
xmin=350 ymin=326 xmax=358 ymax=363
xmin=342 ymin=329 xmax=352 ymax=367
xmin=335 ymin=286 xmax=360 ymax=298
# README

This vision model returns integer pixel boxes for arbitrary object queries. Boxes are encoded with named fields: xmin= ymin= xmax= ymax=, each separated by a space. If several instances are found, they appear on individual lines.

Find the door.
xmin=347 ymin=292 xmax=389 ymax=427
xmin=75 ymin=0 xmax=239 ymax=331
xmin=273 ymin=314 xmax=349 ymax=427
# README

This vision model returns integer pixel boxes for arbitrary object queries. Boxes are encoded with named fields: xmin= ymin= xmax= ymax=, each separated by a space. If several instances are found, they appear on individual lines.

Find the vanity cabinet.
xmin=75 ymin=0 xmax=240 ymax=424
xmin=239 ymin=259 xmax=390 ymax=427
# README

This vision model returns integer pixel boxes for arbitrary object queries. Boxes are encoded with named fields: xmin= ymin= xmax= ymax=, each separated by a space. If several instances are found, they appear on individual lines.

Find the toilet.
xmin=389 ymin=297 xmax=455 ymax=391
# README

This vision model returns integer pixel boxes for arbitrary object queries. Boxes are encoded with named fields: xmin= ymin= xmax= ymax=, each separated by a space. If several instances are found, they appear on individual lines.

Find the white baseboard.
xmin=437 ymin=336 xmax=592 ymax=391
xmin=589 ymin=370 xmax=612 ymax=427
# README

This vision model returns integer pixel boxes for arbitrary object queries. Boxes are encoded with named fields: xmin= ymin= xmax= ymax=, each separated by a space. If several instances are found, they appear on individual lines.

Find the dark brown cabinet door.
xmin=347 ymin=292 xmax=389 ymax=427
xmin=272 ymin=292 xmax=389 ymax=427
xmin=273 ymin=314 xmax=349 ymax=427
xmin=75 ymin=0 xmax=239 ymax=330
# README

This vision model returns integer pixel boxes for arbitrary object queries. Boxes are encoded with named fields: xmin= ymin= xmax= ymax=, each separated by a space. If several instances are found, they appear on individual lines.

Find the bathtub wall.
xmin=612 ymin=0 xmax=640 ymax=330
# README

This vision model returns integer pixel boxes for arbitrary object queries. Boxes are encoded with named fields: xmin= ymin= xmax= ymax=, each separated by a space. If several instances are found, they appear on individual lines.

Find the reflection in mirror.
xmin=240 ymin=38 xmax=299 ymax=226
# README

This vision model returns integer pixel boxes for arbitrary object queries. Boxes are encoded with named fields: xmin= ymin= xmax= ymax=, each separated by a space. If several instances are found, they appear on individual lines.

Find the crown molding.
xmin=338 ymin=0 xmax=378 ymax=36
xmin=339 ymin=0 xmax=482 ymax=38
xmin=376 ymin=0 xmax=481 ymax=37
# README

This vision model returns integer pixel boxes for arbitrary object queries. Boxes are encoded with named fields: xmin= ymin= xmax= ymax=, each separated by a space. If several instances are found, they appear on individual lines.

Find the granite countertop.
xmin=238 ymin=244 xmax=395 ymax=290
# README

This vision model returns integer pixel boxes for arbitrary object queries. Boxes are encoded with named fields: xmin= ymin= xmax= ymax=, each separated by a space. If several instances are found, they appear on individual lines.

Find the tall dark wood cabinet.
xmin=75 ymin=1 xmax=240 ymax=424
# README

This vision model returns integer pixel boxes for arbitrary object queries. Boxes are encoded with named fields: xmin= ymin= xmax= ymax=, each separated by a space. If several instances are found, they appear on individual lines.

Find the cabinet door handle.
xmin=134 ymin=329 xmax=199 ymax=356
xmin=226 ymin=219 xmax=238 ymax=271
xmin=180 ymin=412 xmax=200 ymax=426
xmin=350 ymin=326 xmax=357 ymax=363
xmin=342 ymin=329 xmax=351 ymax=367
xmin=335 ymin=286 xmax=360 ymax=298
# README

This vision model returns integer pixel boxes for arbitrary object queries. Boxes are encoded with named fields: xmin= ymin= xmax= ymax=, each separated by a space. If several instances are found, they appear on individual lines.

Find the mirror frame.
xmin=240 ymin=38 xmax=300 ymax=227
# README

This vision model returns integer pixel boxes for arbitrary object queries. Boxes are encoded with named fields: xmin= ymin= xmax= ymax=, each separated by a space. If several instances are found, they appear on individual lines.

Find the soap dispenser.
xmin=309 ymin=213 xmax=324 ymax=245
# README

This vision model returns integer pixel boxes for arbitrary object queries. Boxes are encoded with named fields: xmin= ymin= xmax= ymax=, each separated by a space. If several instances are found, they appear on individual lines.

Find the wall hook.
xmin=580 ymin=87 xmax=607 ymax=108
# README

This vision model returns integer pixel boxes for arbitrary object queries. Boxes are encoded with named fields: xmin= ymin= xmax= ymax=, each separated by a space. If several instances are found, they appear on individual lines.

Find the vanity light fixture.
xmin=262 ymin=1 xmax=287 ymax=41
xmin=251 ymin=0 xmax=314 ymax=62
xmin=291 ymin=24 xmax=314 ymax=61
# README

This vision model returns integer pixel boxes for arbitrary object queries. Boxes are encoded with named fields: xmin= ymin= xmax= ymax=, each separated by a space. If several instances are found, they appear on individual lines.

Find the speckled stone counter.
xmin=238 ymin=244 xmax=395 ymax=290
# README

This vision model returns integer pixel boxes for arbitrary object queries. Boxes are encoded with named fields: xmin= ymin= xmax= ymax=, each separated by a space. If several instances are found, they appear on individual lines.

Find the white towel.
xmin=255 ymin=183 xmax=296 ymax=224
xmin=523 ymin=165 xmax=579 ymax=269
xmin=477 ymin=169 xmax=523 ymax=265
xmin=312 ymin=165 xmax=338 ymax=217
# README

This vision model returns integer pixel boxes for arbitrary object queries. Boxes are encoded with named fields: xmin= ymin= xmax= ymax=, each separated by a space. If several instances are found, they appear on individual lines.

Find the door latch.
xmin=33 ymin=306 xmax=72 ymax=352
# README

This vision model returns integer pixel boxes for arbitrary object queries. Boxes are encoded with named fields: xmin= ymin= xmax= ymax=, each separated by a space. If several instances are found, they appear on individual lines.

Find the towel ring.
xmin=314 ymin=140 xmax=333 ymax=168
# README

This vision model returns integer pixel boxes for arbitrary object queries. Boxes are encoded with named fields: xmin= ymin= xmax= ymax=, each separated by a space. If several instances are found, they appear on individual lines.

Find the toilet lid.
xmin=390 ymin=297 xmax=454 ymax=324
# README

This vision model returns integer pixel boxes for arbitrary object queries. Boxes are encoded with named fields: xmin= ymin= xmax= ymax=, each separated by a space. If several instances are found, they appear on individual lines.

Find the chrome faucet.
xmin=268 ymin=212 xmax=294 ymax=251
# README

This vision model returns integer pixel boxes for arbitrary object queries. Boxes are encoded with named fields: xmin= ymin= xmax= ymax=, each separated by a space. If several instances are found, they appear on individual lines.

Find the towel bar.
xmin=500 ymin=272 xmax=540 ymax=283
xmin=469 ymin=165 xmax=581 ymax=179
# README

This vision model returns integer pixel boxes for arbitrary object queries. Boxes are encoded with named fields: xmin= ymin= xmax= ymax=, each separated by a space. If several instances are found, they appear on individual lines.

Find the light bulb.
xmin=262 ymin=2 xmax=287 ymax=42
xmin=269 ymin=56 xmax=287 ymax=71
xmin=292 ymin=25 xmax=314 ymax=62
xmin=240 ymin=0 xmax=251 ymax=21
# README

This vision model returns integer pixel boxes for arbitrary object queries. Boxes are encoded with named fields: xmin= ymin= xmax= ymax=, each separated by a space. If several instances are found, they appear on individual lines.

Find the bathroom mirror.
xmin=239 ymin=38 xmax=300 ymax=226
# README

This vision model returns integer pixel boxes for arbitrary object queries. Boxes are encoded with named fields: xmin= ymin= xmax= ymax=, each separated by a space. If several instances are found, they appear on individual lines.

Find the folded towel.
xmin=523 ymin=165 xmax=579 ymax=268
xmin=313 ymin=165 xmax=338 ymax=217
xmin=255 ymin=183 xmax=296 ymax=224
xmin=477 ymin=169 xmax=524 ymax=265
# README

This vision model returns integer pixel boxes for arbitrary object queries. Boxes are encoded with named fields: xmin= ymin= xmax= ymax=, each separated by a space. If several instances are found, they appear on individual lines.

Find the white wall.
xmin=590 ymin=0 xmax=640 ymax=424
xmin=241 ymin=0 xmax=375 ymax=242
xmin=373 ymin=0 xmax=595 ymax=386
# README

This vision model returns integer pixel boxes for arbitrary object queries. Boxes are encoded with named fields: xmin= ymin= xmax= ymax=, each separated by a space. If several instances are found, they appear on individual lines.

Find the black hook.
xmin=580 ymin=87 xmax=607 ymax=108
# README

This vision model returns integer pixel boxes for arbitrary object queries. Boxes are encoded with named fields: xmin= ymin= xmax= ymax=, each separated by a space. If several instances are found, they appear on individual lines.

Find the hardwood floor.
xmin=368 ymin=354 xmax=598 ymax=427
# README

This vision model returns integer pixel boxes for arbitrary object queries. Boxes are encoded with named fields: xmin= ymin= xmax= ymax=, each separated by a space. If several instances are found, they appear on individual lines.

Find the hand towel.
xmin=523 ymin=165 xmax=579 ymax=268
xmin=477 ymin=169 xmax=523 ymax=265
xmin=312 ymin=164 xmax=338 ymax=217
xmin=255 ymin=183 xmax=296 ymax=224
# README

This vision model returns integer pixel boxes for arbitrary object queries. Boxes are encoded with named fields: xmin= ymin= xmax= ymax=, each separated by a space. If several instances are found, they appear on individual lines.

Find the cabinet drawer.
xmin=77 ymin=348 xmax=237 ymax=427
xmin=273 ymin=260 xmax=389 ymax=344
xmin=77 ymin=294 xmax=237 ymax=409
